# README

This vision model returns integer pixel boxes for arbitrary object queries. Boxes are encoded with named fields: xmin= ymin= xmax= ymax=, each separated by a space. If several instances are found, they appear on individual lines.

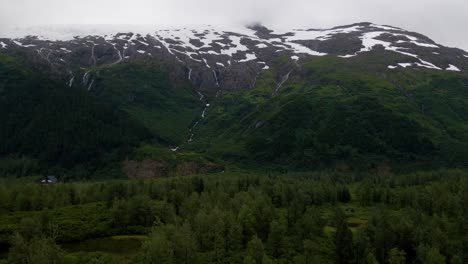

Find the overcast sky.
xmin=0 ymin=0 xmax=467 ymax=50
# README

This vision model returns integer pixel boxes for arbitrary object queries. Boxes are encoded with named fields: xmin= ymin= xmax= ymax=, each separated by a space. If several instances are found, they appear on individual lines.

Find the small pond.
xmin=61 ymin=235 xmax=146 ymax=256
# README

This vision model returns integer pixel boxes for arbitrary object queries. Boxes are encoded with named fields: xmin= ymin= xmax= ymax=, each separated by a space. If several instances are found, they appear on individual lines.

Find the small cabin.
xmin=41 ymin=175 xmax=58 ymax=184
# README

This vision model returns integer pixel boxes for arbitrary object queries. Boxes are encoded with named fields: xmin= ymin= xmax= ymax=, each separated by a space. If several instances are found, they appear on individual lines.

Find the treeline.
xmin=0 ymin=169 xmax=466 ymax=263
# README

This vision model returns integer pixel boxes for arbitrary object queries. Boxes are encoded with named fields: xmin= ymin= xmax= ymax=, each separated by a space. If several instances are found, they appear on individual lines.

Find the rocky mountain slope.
xmin=1 ymin=22 xmax=467 ymax=93
xmin=1 ymin=23 xmax=467 ymax=176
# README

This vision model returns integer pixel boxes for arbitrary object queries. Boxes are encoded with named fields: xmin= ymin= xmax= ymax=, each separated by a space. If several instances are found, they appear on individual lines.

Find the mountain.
xmin=0 ymin=23 xmax=467 ymax=177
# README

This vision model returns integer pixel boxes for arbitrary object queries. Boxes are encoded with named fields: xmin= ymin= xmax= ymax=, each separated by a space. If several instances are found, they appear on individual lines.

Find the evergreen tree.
xmin=425 ymin=248 xmax=445 ymax=264
xmin=388 ymin=248 xmax=405 ymax=264
xmin=7 ymin=234 xmax=65 ymax=264
xmin=246 ymin=235 xmax=265 ymax=264
xmin=267 ymin=219 xmax=287 ymax=258
xmin=171 ymin=223 xmax=197 ymax=264
xmin=334 ymin=209 xmax=354 ymax=264
xmin=141 ymin=229 xmax=174 ymax=264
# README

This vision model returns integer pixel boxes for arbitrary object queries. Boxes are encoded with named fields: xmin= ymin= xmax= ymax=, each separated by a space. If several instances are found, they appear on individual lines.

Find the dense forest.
xmin=0 ymin=169 xmax=466 ymax=263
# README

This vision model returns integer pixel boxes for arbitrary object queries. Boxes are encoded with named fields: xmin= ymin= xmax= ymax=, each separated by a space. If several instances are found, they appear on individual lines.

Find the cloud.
xmin=0 ymin=0 xmax=467 ymax=50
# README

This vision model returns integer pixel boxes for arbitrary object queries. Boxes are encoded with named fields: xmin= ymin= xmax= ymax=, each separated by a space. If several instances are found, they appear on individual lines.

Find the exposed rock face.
xmin=0 ymin=22 xmax=466 ymax=96
xmin=123 ymin=159 xmax=224 ymax=178
xmin=123 ymin=160 xmax=169 ymax=179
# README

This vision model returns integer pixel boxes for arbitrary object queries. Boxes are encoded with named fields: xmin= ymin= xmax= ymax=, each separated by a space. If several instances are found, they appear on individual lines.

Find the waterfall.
xmin=111 ymin=44 xmax=123 ymax=65
xmin=82 ymin=71 xmax=90 ymax=86
xmin=68 ymin=76 xmax=74 ymax=87
xmin=87 ymin=79 xmax=94 ymax=91
xmin=197 ymin=91 xmax=204 ymax=101
xmin=273 ymin=70 xmax=292 ymax=96
xmin=212 ymin=70 xmax=220 ymax=87
xmin=90 ymin=45 xmax=97 ymax=66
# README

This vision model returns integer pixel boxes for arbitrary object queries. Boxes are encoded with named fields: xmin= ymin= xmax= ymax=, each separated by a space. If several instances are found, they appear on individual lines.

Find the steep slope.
xmin=0 ymin=53 xmax=152 ymax=177
xmin=187 ymin=54 xmax=468 ymax=170
xmin=84 ymin=59 xmax=201 ymax=145
xmin=1 ymin=22 xmax=466 ymax=94
xmin=0 ymin=23 xmax=467 ymax=174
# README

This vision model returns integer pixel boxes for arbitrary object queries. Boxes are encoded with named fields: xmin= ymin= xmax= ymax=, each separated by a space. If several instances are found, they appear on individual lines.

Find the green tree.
xmin=110 ymin=198 xmax=129 ymax=227
xmin=303 ymin=239 xmax=315 ymax=264
xmin=267 ymin=219 xmax=287 ymax=258
xmin=387 ymin=248 xmax=405 ymax=264
xmin=335 ymin=210 xmax=354 ymax=264
xmin=7 ymin=234 xmax=65 ymax=264
xmin=365 ymin=252 xmax=379 ymax=264
xmin=425 ymin=248 xmax=445 ymax=264
xmin=246 ymin=235 xmax=265 ymax=264
xmin=171 ymin=223 xmax=197 ymax=264
xmin=141 ymin=229 xmax=174 ymax=264
xmin=243 ymin=256 xmax=256 ymax=264
xmin=226 ymin=218 xmax=243 ymax=252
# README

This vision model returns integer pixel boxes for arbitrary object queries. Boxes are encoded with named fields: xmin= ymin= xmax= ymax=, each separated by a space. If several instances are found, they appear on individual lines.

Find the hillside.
xmin=0 ymin=23 xmax=467 ymax=176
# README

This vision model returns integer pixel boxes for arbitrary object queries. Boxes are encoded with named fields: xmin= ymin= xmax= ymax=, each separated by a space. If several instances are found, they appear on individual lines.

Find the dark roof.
xmin=41 ymin=175 xmax=58 ymax=183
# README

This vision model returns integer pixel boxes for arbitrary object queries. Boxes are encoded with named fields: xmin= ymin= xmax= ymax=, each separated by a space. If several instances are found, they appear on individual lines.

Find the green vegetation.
xmin=189 ymin=54 xmax=468 ymax=170
xmin=90 ymin=60 xmax=201 ymax=145
xmin=0 ymin=169 xmax=466 ymax=263
xmin=0 ymin=56 xmax=206 ymax=179
xmin=0 ymin=53 xmax=151 ymax=179
xmin=1 ymin=51 xmax=467 ymax=178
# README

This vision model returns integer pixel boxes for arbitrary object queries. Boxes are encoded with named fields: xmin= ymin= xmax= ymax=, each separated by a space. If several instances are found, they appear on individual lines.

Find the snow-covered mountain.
xmin=1 ymin=22 xmax=467 ymax=92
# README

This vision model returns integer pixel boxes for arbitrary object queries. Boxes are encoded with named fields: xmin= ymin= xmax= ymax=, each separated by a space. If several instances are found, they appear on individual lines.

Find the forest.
xmin=0 ymin=169 xmax=466 ymax=263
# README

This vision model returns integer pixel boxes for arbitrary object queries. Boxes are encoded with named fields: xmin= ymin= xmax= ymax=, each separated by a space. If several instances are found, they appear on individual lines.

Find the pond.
xmin=61 ymin=235 xmax=147 ymax=256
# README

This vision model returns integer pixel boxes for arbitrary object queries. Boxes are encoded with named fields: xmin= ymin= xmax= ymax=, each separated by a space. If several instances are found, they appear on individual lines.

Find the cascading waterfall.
xmin=82 ymin=71 xmax=95 ymax=91
xmin=82 ymin=71 xmax=90 ymax=86
xmin=250 ymin=72 xmax=260 ymax=89
xmin=68 ymin=76 xmax=74 ymax=87
xmin=197 ymin=91 xmax=204 ymax=101
xmin=111 ymin=44 xmax=123 ymax=65
xmin=188 ymin=68 xmax=192 ymax=80
xmin=272 ymin=70 xmax=292 ymax=96
xmin=87 ymin=79 xmax=95 ymax=91
xmin=201 ymin=104 xmax=210 ymax=118
xmin=212 ymin=70 xmax=220 ymax=87
xmin=90 ymin=45 xmax=97 ymax=66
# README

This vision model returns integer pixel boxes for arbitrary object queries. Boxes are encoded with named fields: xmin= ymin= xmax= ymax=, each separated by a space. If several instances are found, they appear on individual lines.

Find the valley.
xmin=0 ymin=22 xmax=467 ymax=263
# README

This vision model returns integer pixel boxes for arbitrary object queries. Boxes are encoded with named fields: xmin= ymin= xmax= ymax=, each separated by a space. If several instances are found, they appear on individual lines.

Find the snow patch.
xmin=339 ymin=54 xmax=356 ymax=58
xmin=137 ymin=40 xmax=149 ymax=46
xmin=137 ymin=50 xmax=145 ymax=54
xmin=357 ymin=31 xmax=441 ymax=70
xmin=0 ymin=42 xmax=8 ymax=48
xmin=238 ymin=53 xmax=257 ymax=62
xmin=398 ymin=63 xmax=413 ymax=68
xmin=409 ymin=41 xmax=438 ymax=48
xmin=13 ymin=40 xmax=36 ymax=47
xmin=370 ymin=24 xmax=401 ymax=31
xmin=446 ymin=64 xmax=461 ymax=72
